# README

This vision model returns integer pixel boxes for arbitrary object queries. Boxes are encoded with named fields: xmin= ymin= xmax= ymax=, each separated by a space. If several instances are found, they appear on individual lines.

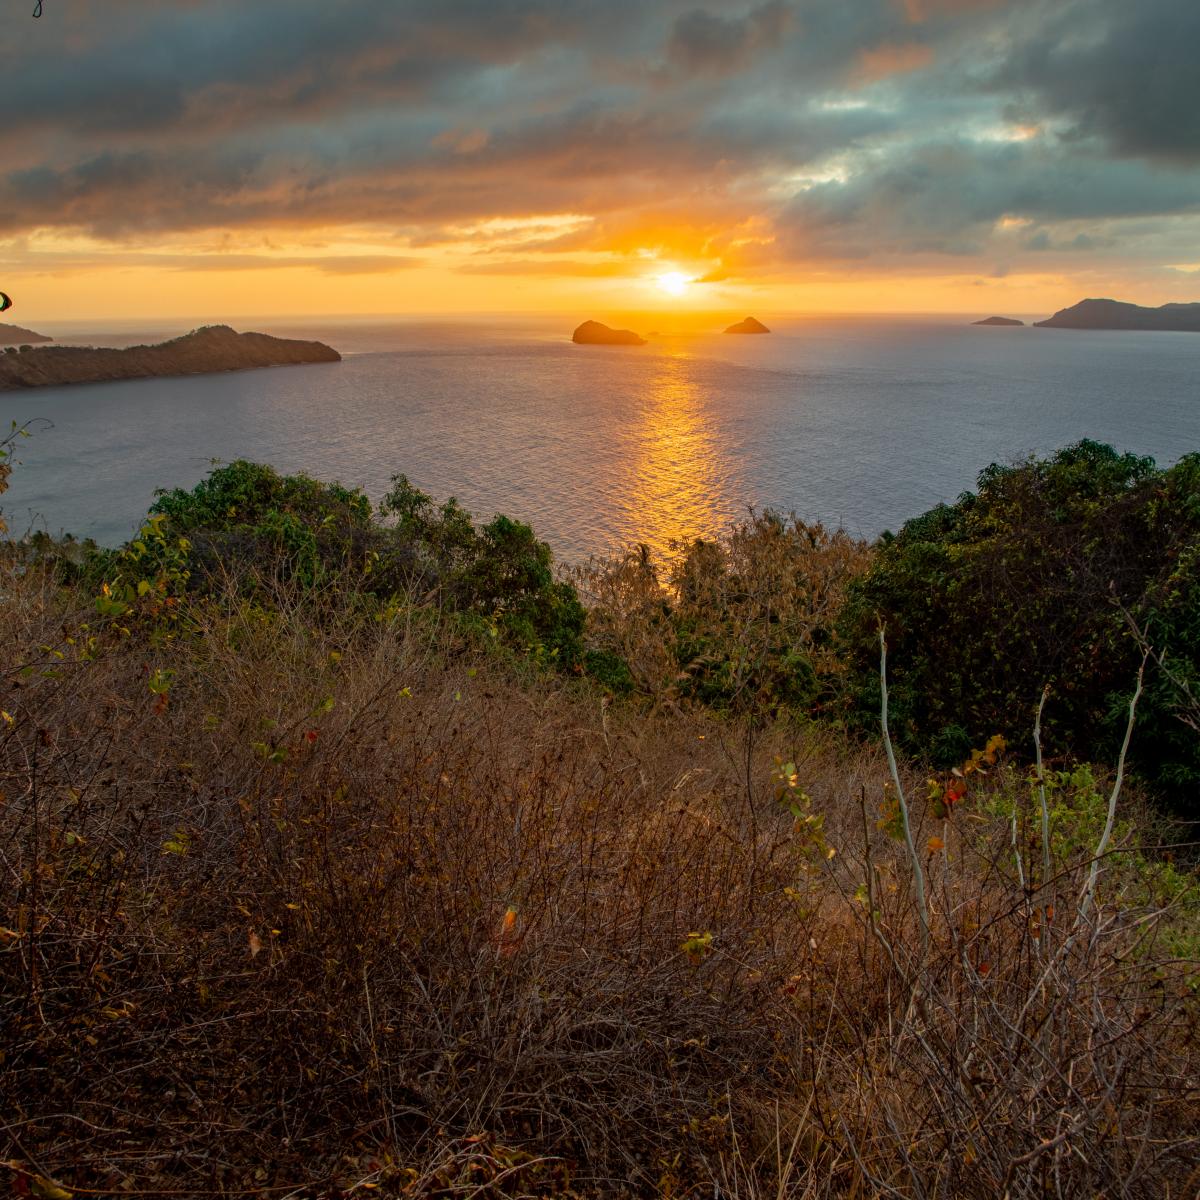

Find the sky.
xmin=2 ymin=0 xmax=1199 ymax=322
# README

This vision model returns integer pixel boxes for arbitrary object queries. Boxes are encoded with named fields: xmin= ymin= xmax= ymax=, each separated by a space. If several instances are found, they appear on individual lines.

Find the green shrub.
xmin=840 ymin=441 xmax=1200 ymax=803
xmin=380 ymin=475 xmax=585 ymax=667
xmin=88 ymin=461 xmax=586 ymax=672
xmin=583 ymin=647 xmax=635 ymax=695
xmin=149 ymin=459 xmax=376 ymax=588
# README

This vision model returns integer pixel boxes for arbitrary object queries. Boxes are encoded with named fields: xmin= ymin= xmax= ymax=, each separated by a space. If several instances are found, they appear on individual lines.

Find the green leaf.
xmin=162 ymin=830 xmax=191 ymax=856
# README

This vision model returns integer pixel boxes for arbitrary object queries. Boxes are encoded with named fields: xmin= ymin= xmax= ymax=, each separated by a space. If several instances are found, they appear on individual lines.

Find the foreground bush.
xmin=2 ymin=558 xmax=1197 ymax=1197
xmin=84 ymin=460 xmax=585 ymax=668
xmin=840 ymin=441 xmax=1200 ymax=801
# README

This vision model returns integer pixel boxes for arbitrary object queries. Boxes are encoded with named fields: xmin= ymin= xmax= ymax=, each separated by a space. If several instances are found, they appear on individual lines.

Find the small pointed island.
xmin=725 ymin=316 xmax=771 ymax=334
xmin=571 ymin=320 xmax=646 ymax=346
xmin=972 ymin=316 xmax=1024 ymax=327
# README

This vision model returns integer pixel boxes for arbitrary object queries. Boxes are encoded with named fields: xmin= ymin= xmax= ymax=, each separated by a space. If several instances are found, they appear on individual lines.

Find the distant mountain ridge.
xmin=1035 ymin=299 xmax=1200 ymax=331
xmin=0 ymin=325 xmax=340 ymax=390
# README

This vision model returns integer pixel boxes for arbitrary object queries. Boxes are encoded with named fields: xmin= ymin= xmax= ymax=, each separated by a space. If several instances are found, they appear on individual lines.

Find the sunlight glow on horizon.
xmin=655 ymin=271 xmax=694 ymax=298
xmin=4 ymin=219 xmax=1195 ymax=325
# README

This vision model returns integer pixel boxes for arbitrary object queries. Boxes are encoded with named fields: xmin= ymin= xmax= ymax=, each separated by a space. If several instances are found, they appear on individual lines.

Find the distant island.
xmin=0 ymin=322 xmax=53 ymax=345
xmin=725 ymin=316 xmax=770 ymax=334
xmin=972 ymin=316 xmax=1024 ymax=327
xmin=0 ymin=325 xmax=340 ymax=391
xmin=1035 ymin=298 xmax=1200 ymax=331
xmin=572 ymin=320 xmax=646 ymax=346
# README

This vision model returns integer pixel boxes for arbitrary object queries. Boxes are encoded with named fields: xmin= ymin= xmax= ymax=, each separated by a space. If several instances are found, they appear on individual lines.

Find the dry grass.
xmin=575 ymin=512 xmax=873 ymax=711
xmin=2 ymin=560 xmax=1198 ymax=1197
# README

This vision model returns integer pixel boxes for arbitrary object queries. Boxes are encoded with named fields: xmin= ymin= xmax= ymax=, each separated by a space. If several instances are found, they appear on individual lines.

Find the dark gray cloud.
xmin=666 ymin=1 xmax=794 ymax=75
xmin=0 ymin=249 xmax=421 ymax=276
xmin=995 ymin=0 xmax=1200 ymax=164
xmin=1 ymin=2 xmax=638 ymax=137
xmin=779 ymin=138 xmax=1200 ymax=260
xmin=0 ymin=0 xmax=1196 ymax=281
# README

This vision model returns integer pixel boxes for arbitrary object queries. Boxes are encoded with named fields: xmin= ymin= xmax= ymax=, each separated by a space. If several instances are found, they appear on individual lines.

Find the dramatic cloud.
xmin=994 ymin=0 xmax=1200 ymax=164
xmin=2 ymin=0 xmax=1197 ymax=305
xmin=779 ymin=140 xmax=1200 ymax=259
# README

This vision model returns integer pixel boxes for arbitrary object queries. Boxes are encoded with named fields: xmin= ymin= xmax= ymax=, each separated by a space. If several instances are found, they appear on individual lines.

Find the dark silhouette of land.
xmin=972 ymin=316 xmax=1024 ymax=327
xmin=0 ymin=325 xmax=340 ymax=390
xmin=572 ymin=320 xmax=646 ymax=345
xmin=725 ymin=316 xmax=770 ymax=334
xmin=0 ymin=322 xmax=53 ymax=345
xmin=1035 ymin=299 xmax=1200 ymax=331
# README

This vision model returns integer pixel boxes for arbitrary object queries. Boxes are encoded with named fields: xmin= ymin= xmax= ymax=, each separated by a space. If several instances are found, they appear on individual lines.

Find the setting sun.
xmin=656 ymin=271 xmax=693 ymax=298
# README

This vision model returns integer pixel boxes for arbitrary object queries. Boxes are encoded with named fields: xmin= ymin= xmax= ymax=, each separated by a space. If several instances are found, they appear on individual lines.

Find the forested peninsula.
xmin=0 ymin=322 xmax=53 ymax=346
xmin=0 ymin=324 xmax=339 ymax=390
xmin=1036 ymin=298 xmax=1200 ymax=331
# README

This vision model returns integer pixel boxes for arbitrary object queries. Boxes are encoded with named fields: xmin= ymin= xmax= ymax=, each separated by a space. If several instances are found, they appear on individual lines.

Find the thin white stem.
xmin=879 ymin=627 xmax=930 ymax=961
xmin=1033 ymin=684 xmax=1052 ymax=886
xmin=1011 ymin=800 xmax=1027 ymax=894
xmin=1079 ymin=655 xmax=1146 ymax=921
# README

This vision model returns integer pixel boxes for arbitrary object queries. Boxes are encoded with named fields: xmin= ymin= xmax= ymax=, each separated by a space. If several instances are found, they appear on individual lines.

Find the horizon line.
xmin=18 ymin=307 xmax=1068 ymax=328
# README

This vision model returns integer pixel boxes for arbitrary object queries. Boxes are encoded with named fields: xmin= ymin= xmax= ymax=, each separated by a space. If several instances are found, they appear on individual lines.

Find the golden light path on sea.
xmin=623 ymin=350 xmax=727 ymax=558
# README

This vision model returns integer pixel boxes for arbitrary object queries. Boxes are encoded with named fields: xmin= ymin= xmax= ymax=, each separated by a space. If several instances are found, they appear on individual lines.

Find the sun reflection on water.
xmin=619 ymin=352 xmax=730 ymax=560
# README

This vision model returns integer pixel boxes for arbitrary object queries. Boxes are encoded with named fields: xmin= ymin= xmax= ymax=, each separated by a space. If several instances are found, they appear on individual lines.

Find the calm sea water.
xmin=3 ymin=315 xmax=1199 ymax=564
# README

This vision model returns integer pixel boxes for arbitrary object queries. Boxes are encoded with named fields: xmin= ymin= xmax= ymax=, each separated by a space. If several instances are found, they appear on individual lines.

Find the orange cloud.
xmin=899 ymin=0 xmax=1006 ymax=21
xmin=855 ymin=41 xmax=935 ymax=82
xmin=457 ymin=258 xmax=635 ymax=277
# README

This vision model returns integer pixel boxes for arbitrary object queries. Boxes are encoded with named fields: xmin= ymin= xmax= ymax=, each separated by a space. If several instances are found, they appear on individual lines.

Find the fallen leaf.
xmin=31 ymin=1176 xmax=73 ymax=1200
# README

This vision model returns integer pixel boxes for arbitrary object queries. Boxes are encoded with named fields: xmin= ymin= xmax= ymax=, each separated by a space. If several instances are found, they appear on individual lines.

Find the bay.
xmin=2 ymin=315 xmax=1198 ymax=563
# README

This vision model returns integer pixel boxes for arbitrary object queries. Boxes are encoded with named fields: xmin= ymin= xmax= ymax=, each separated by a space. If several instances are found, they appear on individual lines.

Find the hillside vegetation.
xmin=2 ymin=437 xmax=1198 ymax=1198
xmin=840 ymin=441 xmax=1200 ymax=795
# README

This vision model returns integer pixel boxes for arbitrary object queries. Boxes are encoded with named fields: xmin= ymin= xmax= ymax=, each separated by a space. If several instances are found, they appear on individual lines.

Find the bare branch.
xmin=1079 ymin=654 xmax=1147 ymax=921
xmin=879 ymin=626 xmax=930 ymax=961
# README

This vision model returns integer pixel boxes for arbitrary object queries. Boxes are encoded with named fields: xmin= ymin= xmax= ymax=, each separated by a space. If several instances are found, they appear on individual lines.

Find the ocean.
xmin=3 ymin=315 xmax=1199 ymax=564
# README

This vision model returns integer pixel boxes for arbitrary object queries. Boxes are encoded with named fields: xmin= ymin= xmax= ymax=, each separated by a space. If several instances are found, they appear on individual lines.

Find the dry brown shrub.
xmin=577 ymin=513 xmax=873 ymax=711
xmin=1 ymin=561 xmax=1197 ymax=1198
